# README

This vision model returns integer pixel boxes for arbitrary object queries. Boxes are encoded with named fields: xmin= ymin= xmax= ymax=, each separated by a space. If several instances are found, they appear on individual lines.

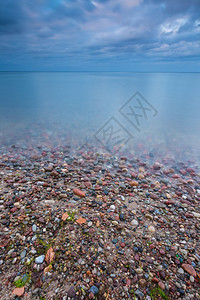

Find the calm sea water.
xmin=0 ymin=72 xmax=200 ymax=159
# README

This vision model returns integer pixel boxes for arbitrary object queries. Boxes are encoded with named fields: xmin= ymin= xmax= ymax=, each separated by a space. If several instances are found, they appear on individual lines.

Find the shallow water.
xmin=0 ymin=72 xmax=200 ymax=160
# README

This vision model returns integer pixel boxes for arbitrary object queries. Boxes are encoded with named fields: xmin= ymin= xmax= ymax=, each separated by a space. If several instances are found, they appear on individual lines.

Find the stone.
xmin=135 ymin=289 xmax=144 ymax=298
xmin=182 ymin=264 xmax=196 ymax=277
xmin=148 ymin=225 xmax=155 ymax=233
xmin=38 ymin=217 xmax=45 ymax=224
xmin=149 ymin=193 xmax=159 ymax=200
xmin=90 ymin=286 xmax=98 ymax=295
xmin=190 ymin=276 xmax=194 ymax=283
xmin=110 ymin=205 xmax=115 ymax=212
xmin=158 ymin=281 xmax=165 ymax=290
xmin=139 ymin=279 xmax=147 ymax=287
xmin=20 ymin=250 xmax=26 ymax=259
xmin=12 ymin=287 xmax=24 ymax=296
xmin=178 ymin=268 xmax=184 ymax=274
xmin=192 ymin=212 xmax=200 ymax=218
xmin=67 ymin=286 xmax=76 ymax=298
xmin=135 ymin=268 xmax=143 ymax=274
xmin=73 ymin=188 xmax=85 ymax=197
xmin=32 ymin=224 xmax=37 ymax=232
xmin=35 ymin=255 xmax=45 ymax=264
xmin=130 ymin=181 xmax=138 ymax=187
xmin=131 ymin=219 xmax=138 ymax=227
xmin=119 ymin=212 xmax=125 ymax=221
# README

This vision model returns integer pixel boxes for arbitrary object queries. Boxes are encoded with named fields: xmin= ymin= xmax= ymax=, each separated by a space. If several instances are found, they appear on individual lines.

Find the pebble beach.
xmin=0 ymin=129 xmax=200 ymax=300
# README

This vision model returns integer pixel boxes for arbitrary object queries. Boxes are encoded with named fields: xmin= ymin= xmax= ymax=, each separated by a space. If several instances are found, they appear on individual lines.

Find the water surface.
xmin=0 ymin=72 xmax=200 ymax=160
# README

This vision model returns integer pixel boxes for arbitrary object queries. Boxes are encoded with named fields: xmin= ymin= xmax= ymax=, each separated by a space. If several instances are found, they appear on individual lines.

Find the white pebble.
xmin=110 ymin=205 xmax=115 ymax=211
xmin=190 ymin=276 xmax=194 ymax=283
xmin=32 ymin=224 xmax=37 ymax=232
xmin=35 ymin=255 xmax=45 ymax=264
xmin=131 ymin=219 xmax=138 ymax=227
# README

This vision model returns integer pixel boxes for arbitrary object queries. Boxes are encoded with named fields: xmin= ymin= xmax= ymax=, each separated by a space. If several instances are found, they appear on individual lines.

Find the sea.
xmin=0 ymin=72 xmax=200 ymax=162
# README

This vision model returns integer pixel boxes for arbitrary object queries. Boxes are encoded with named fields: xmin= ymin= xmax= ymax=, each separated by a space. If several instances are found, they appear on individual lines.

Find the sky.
xmin=0 ymin=0 xmax=200 ymax=72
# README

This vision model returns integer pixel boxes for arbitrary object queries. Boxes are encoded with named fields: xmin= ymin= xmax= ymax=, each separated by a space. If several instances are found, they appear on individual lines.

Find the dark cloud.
xmin=147 ymin=0 xmax=200 ymax=14
xmin=0 ymin=0 xmax=199 ymax=70
xmin=0 ymin=0 xmax=25 ymax=34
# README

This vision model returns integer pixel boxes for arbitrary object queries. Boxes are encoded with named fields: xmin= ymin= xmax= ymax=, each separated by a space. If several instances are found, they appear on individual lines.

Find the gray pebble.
xmin=35 ymin=255 xmax=45 ymax=264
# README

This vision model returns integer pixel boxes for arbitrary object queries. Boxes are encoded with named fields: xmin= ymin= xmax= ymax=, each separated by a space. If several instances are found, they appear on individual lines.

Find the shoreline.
xmin=0 ymin=142 xmax=200 ymax=299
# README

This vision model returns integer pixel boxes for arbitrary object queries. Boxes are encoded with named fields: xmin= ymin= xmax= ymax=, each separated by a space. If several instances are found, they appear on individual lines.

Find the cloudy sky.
xmin=0 ymin=0 xmax=200 ymax=71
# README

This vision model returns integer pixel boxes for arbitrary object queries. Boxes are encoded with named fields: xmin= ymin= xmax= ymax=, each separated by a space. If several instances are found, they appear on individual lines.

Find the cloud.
xmin=0 ymin=0 xmax=199 ymax=70
xmin=0 ymin=0 xmax=26 ymax=34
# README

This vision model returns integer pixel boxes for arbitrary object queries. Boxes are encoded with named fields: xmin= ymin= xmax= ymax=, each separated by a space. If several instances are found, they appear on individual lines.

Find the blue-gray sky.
xmin=0 ymin=0 xmax=200 ymax=71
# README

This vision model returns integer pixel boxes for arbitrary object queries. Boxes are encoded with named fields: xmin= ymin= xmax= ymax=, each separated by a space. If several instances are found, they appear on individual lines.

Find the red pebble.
xmin=73 ymin=188 xmax=85 ymax=197
xmin=152 ymin=277 xmax=159 ymax=283
xmin=10 ymin=207 xmax=17 ymax=213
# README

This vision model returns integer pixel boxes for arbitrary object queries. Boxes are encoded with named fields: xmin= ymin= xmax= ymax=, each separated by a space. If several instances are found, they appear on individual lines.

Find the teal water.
xmin=0 ymin=72 xmax=200 ymax=158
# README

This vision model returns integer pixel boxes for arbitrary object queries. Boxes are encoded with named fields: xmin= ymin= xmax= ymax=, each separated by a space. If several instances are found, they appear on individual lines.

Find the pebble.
xmin=190 ymin=275 xmax=194 ymax=283
xmin=158 ymin=281 xmax=165 ymax=290
xmin=35 ymin=255 xmax=45 ymax=264
xmin=131 ymin=219 xmax=138 ymax=227
xmin=135 ymin=268 xmax=143 ymax=274
xmin=32 ymin=224 xmax=37 ymax=232
xmin=192 ymin=212 xmax=200 ymax=218
xmin=135 ymin=289 xmax=144 ymax=298
xmin=112 ymin=221 xmax=118 ymax=225
xmin=148 ymin=225 xmax=155 ymax=233
xmin=73 ymin=188 xmax=85 ymax=198
xmin=178 ymin=268 xmax=184 ymax=274
xmin=90 ymin=286 xmax=98 ymax=295
xmin=20 ymin=250 xmax=26 ymax=259
xmin=67 ymin=286 xmax=76 ymax=298
xmin=0 ymin=137 xmax=200 ymax=300
xmin=182 ymin=264 xmax=196 ymax=277
xmin=110 ymin=205 xmax=116 ymax=212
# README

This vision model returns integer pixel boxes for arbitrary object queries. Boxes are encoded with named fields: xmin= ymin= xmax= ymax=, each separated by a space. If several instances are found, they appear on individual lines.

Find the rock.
xmin=177 ymin=288 xmax=185 ymax=296
xmin=145 ymin=214 xmax=153 ymax=220
xmin=131 ymin=219 xmax=138 ymax=227
xmin=192 ymin=212 xmax=200 ymax=218
xmin=135 ymin=268 xmax=143 ymax=274
xmin=139 ymin=279 xmax=147 ymax=287
xmin=35 ymin=255 xmax=45 ymax=264
xmin=90 ymin=286 xmax=98 ymax=295
xmin=50 ymin=171 xmax=59 ymax=177
xmin=148 ymin=225 xmax=155 ymax=233
xmin=110 ymin=205 xmax=115 ymax=212
xmin=119 ymin=212 xmax=125 ymax=221
xmin=190 ymin=276 xmax=195 ymax=283
xmin=32 ymin=224 xmax=37 ymax=232
xmin=67 ymin=286 xmax=76 ymax=298
xmin=12 ymin=287 xmax=24 ymax=296
xmin=112 ymin=221 xmax=118 ymax=225
xmin=158 ymin=281 xmax=165 ymax=290
xmin=178 ymin=268 xmax=184 ymax=274
xmin=130 ymin=181 xmax=138 ymax=187
xmin=20 ymin=250 xmax=26 ymax=259
xmin=185 ymin=212 xmax=193 ymax=218
xmin=135 ymin=289 xmax=144 ymax=298
xmin=182 ymin=264 xmax=196 ymax=277
xmin=38 ymin=217 xmax=45 ymax=224
xmin=149 ymin=193 xmax=159 ymax=200
xmin=73 ymin=188 xmax=85 ymax=197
